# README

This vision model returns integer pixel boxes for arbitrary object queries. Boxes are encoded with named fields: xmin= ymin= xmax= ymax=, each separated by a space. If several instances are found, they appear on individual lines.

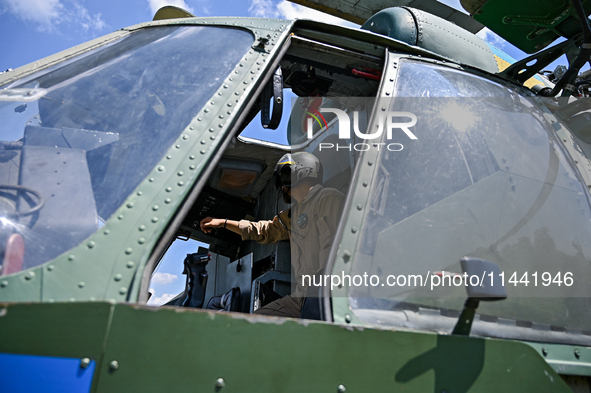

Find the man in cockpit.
xmin=200 ymin=152 xmax=345 ymax=318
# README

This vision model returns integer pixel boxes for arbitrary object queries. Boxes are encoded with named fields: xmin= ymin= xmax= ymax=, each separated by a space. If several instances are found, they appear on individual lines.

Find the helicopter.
xmin=0 ymin=0 xmax=590 ymax=391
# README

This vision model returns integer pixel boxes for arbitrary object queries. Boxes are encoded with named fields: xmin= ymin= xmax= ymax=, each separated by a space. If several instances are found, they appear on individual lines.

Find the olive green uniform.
xmin=239 ymin=185 xmax=345 ymax=318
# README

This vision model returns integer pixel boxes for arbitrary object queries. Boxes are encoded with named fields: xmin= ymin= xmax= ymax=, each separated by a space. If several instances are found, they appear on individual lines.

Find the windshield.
xmin=0 ymin=25 xmax=253 ymax=273
xmin=348 ymin=60 xmax=591 ymax=345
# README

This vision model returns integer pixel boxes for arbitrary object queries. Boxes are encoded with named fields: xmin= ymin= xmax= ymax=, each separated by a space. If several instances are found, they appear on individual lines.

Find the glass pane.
xmin=0 ymin=26 xmax=253 ymax=272
xmin=349 ymin=60 xmax=591 ymax=344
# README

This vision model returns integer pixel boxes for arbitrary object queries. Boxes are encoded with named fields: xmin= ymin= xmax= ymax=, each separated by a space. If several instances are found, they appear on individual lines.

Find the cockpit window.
xmin=0 ymin=26 xmax=254 ymax=273
xmin=348 ymin=60 xmax=591 ymax=346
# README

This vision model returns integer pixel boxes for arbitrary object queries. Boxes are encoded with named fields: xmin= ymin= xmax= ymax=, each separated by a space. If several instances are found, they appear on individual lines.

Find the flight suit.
xmin=238 ymin=185 xmax=345 ymax=318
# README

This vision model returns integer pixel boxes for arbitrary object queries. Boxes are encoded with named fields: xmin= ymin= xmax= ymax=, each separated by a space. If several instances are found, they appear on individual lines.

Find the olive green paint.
xmin=0 ymin=302 xmax=573 ymax=393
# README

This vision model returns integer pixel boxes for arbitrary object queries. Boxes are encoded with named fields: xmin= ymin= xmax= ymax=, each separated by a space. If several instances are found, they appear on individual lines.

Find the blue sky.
xmin=1 ymin=0 xmax=548 ymax=73
xmin=0 ymin=0 xmax=576 ymax=304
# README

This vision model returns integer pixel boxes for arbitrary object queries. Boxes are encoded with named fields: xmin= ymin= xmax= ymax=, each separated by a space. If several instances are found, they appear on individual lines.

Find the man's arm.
xmin=200 ymin=211 xmax=290 ymax=244
xmin=200 ymin=217 xmax=242 ymax=236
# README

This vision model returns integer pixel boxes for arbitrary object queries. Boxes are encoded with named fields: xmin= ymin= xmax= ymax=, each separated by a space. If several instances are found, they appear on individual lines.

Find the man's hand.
xmin=200 ymin=217 xmax=241 ymax=235
xmin=200 ymin=217 xmax=225 ymax=233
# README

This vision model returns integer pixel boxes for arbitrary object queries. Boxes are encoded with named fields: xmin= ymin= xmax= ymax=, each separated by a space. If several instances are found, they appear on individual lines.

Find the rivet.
xmin=47 ymin=265 xmax=54 ymax=271
xmin=166 ymin=155 xmax=171 ymax=160
xmin=25 ymin=272 xmax=35 ymax=280
xmin=385 ymin=92 xmax=390 ymax=96
xmin=351 ymin=227 xmax=357 ymax=233
xmin=201 ymin=140 xmax=206 ymax=145
xmin=165 ymin=198 xmax=171 ymax=204
xmin=125 ymin=248 xmax=133 ymax=255
xmin=189 ymin=155 xmax=195 ymax=160
xmin=80 ymin=358 xmax=91 ymax=368
xmin=149 ymin=178 xmax=154 ymax=182
xmin=178 ymin=181 xmax=184 ymax=186
xmin=189 ymin=165 xmax=196 ymax=170
xmin=215 ymin=378 xmax=225 ymax=388
xmin=223 ymin=84 xmax=228 ymax=89
xmin=137 ymin=191 xmax=142 ymax=196
xmin=227 ymin=103 xmax=233 ymax=107
xmin=357 ymin=204 xmax=362 ymax=210
xmin=165 ymin=187 xmax=172 ymax=192
xmin=345 ymin=314 xmax=352 ymax=323
xmin=114 ymin=274 xmax=122 ymax=281
xmin=368 ymin=161 xmax=373 ymax=166
xmin=563 ymin=139 xmax=567 ymax=142
xmin=152 ymin=205 xmax=159 ymax=211
xmin=1 ymin=281 xmax=8 ymax=287
xmin=197 ymin=118 xmax=202 ymax=122
xmin=211 ymin=135 xmax=216 ymax=140
xmin=127 ymin=202 xmax=134 ymax=208
xmin=177 ymin=171 xmax=184 ymax=176
xmin=126 ymin=261 xmax=135 ymax=268
xmin=87 ymin=241 xmax=95 ymax=249
xmin=204 ymin=108 xmax=210 ymax=113
xmin=219 ymin=115 xmax=224 ymax=119
xmin=575 ymin=349 xmax=581 ymax=359
xmin=218 ymin=124 xmax=223 ymax=128
xmin=119 ymin=287 xmax=127 ymax=295
xmin=338 ymin=385 xmax=346 ymax=393
xmin=68 ymin=255 xmax=76 ymax=261
xmin=201 ymin=150 xmax=206 ymax=154
xmin=138 ymin=225 xmax=146 ymax=231
xmin=542 ymin=347 xmax=548 ymax=356
xmin=78 ymin=281 xmax=85 ymax=288
xmin=363 ymin=181 xmax=368 ymax=187
xmin=157 ymin=166 xmax=165 ymax=172
xmin=152 ymin=217 xmax=159 ymax=223
xmin=138 ymin=238 xmax=146 ymax=244
xmin=189 ymin=126 xmax=194 ymax=130
xmin=209 ymin=128 xmax=215 ymax=132
xmin=175 ymin=144 xmax=180 ymax=149
xmin=109 ymin=360 xmax=119 ymax=370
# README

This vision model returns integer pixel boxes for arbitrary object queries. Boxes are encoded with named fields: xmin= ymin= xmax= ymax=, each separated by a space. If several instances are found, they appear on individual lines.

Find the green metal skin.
xmin=470 ymin=0 xmax=591 ymax=54
xmin=0 ymin=302 xmax=573 ymax=392
xmin=0 ymin=7 xmax=588 ymax=392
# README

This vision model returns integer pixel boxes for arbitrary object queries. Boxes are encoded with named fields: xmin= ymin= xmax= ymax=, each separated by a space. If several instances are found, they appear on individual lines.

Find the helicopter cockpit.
xmin=147 ymin=25 xmax=386 ymax=315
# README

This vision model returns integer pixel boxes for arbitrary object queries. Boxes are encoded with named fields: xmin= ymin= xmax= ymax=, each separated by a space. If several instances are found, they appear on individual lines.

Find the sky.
xmin=0 ymin=0 xmax=551 ymax=73
xmin=0 ymin=0 xmax=577 ymax=304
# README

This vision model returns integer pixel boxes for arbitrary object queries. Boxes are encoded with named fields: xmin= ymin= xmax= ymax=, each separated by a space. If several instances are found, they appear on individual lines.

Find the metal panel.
xmin=289 ymin=0 xmax=484 ymax=33
xmin=225 ymin=254 xmax=253 ymax=313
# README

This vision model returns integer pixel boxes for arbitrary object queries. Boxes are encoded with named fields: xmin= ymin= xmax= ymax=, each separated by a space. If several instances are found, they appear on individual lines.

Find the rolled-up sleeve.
xmin=238 ymin=210 xmax=290 ymax=244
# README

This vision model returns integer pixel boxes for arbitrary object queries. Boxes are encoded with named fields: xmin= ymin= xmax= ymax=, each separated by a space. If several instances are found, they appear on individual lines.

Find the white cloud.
xmin=1 ymin=0 xmax=107 ymax=32
xmin=147 ymin=0 xmax=194 ymax=17
xmin=249 ymin=0 xmax=279 ymax=18
xmin=247 ymin=0 xmax=354 ymax=27
xmin=147 ymin=291 xmax=177 ymax=306
xmin=152 ymin=272 xmax=179 ymax=285
xmin=477 ymin=27 xmax=507 ymax=50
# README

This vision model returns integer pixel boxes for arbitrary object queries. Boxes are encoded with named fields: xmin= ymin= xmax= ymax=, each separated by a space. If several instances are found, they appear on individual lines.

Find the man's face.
xmin=281 ymin=186 xmax=292 ymax=204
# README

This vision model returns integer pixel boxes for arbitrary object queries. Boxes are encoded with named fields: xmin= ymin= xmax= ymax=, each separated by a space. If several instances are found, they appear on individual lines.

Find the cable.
xmin=0 ymin=184 xmax=45 ymax=216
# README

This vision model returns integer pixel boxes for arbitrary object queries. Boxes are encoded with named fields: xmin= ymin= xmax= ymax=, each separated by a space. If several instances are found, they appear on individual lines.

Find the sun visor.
xmin=207 ymin=158 xmax=266 ymax=197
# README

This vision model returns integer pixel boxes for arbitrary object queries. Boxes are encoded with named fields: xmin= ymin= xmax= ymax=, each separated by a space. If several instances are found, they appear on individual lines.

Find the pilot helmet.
xmin=273 ymin=152 xmax=323 ymax=189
